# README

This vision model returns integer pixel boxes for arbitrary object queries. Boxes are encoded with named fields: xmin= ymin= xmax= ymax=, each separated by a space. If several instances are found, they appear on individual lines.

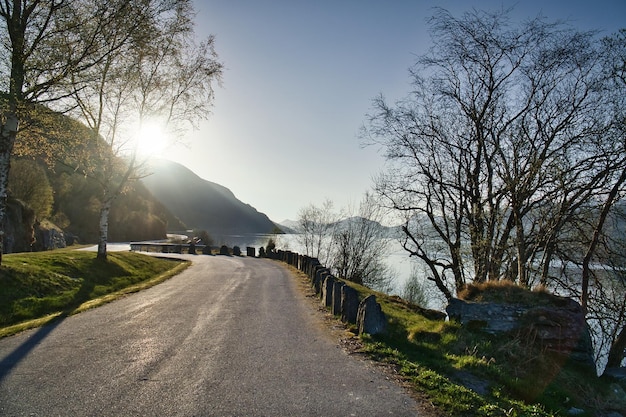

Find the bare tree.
xmin=296 ymin=199 xmax=338 ymax=266
xmin=330 ymin=192 xmax=395 ymax=292
xmin=362 ymin=8 xmax=624 ymax=300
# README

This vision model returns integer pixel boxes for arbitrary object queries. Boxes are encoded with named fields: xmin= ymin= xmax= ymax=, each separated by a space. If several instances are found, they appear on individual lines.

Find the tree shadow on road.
xmin=0 ymin=313 xmax=67 ymax=382
xmin=0 ymin=277 xmax=96 ymax=382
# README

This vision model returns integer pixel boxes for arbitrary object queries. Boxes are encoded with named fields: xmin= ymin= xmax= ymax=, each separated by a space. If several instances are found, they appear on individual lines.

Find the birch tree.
xmin=0 ymin=0 xmax=153 ymax=263
xmin=330 ymin=192 xmax=394 ymax=291
xmin=66 ymin=0 xmax=222 ymax=260
xmin=296 ymin=199 xmax=338 ymax=266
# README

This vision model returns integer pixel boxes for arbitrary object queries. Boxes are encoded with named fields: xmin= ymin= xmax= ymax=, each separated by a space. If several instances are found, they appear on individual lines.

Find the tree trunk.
xmin=97 ymin=198 xmax=112 ymax=261
xmin=581 ymin=166 xmax=626 ymax=314
xmin=0 ymin=112 xmax=20 ymax=264
xmin=605 ymin=323 xmax=626 ymax=371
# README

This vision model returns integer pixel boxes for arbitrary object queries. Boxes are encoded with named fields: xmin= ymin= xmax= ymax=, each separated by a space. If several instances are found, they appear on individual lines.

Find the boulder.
xmin=33 ymin=222 xmax=66 ymax=251
xmin=357 ymin=295 xmax=387 ymax=336
xmin=341 ymin=286 xmax=359 ymax=324
xmin=446 ymin=297 xmax=595 ymax=368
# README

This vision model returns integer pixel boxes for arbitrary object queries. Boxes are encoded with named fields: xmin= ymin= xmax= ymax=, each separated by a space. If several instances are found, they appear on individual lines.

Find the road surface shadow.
xmin=0 ymin=314 xmax=66 ymax=382
xmin=0 ymin=276 xmax=96 ymax=382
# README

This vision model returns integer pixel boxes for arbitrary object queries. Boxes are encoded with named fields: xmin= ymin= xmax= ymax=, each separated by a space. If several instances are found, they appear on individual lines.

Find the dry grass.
xmin=458 ymin=280 xmax=555 ymax=306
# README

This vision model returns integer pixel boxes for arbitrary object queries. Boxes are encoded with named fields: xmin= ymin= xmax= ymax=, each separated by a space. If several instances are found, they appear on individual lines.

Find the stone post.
xmin=341 ymin=286 xmax=359 ymax=324
xmin=357 ymin=295 xmax=387 ymax=336
xmin=322 ymin=275 xmax=336 ymax=308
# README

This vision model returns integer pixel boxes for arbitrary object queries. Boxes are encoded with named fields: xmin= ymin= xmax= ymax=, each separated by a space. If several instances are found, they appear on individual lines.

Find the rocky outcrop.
xmin=446 ymin=297 xmax=595 ymax=368
xmin=33 ymin=222 xmax=67 ymax=251
xmin=4 ymin=197 xmax=35 ymax=253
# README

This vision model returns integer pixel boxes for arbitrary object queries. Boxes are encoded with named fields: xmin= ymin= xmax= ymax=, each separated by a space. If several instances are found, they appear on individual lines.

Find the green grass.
xmin=329 ymin=279 xmax=616 ymax=417
xmin=0 ymin=249 xmax=189 ymax=337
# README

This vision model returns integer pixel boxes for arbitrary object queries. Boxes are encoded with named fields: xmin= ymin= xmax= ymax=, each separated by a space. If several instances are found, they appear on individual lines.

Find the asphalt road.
xmin=0 ymin=255 xmax=421 ymax=416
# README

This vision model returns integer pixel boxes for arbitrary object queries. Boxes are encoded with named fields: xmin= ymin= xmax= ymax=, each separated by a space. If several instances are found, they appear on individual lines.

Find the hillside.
xmin=8 ymin=102 xmax=185 ymax=249
xmin=141 ymin=160 xmax=280 ymax=236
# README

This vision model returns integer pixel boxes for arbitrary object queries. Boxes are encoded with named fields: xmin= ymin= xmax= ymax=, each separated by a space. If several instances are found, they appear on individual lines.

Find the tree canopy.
xmin=362 ymin=9 xmax=626 ymax=373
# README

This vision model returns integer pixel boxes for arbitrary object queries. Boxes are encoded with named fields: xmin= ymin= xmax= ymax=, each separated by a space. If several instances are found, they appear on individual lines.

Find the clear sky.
xmin=162 ymin=0 xmax=626 ymax=223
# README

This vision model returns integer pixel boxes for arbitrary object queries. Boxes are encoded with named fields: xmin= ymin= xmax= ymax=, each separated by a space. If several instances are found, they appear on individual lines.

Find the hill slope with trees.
xmin=141 ymin=159 xmax=280 ymax=236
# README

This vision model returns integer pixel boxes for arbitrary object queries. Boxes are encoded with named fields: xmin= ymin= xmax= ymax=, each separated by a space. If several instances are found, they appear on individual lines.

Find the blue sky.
xmin=163 ymin=0 xmax=626 ymax=223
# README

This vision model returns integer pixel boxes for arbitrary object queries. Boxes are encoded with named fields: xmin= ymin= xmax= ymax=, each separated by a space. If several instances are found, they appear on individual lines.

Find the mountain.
xmin=141 ymin=160 xmax=280 ymax=236
xmin=278 ymin=217 xmax=398 ymax=237
xmin=278 ymin=219 xmax=299 ymax=234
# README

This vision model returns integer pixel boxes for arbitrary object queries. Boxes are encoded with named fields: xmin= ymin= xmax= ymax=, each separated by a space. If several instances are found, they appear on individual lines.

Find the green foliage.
xmin=8 ymin=104 xmax=185 ymax=246
xmin=401 ymin=266 xmax=429 ymax=307
xmin=458 ymin=281 xmax=556 ymax=306
xmin=265 ymin=238 xmax=276 ymax=254
xmin=0 ymin=250 xmax=186 ymax=328
xmin=8 ymin=158 xmax=54 ymax=219
xmin=43 ymin=162 xmax=181 ymax=243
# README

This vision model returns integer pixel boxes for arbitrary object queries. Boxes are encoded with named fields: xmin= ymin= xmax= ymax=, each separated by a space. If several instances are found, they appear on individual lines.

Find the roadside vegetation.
xmin=0 ymin=250 xmax=189 ymax=338
xmin=319 ymin=277 xmax=620 ymax=417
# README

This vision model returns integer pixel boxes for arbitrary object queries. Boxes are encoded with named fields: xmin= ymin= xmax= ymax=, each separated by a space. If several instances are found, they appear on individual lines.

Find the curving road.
xmin=0 ymin=255 xmax=421 ymax=416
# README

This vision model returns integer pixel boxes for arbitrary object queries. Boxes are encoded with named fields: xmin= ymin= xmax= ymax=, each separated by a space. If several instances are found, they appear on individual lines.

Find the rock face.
xmin=357 ymin=295 xmax=387 ymax=336
xmin=446 ymin=297 xmax=595 ymax=368
xmin=33 ymin=222 xmax=67 ymax=251
xmin=4 ymin=197 xmax=35 ymax=253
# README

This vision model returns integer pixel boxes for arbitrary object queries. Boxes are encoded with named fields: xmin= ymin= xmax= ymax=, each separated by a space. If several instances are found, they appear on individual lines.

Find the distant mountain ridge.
xmin=141 ymin=160 xmax=280 ymax=236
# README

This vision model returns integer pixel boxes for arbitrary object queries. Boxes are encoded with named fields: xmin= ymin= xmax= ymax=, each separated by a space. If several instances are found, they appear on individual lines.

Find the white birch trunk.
xmin=97 ymin=198 xmax=113 ymax=260
xmin=0 ymin=112 xmax=19 ymax=263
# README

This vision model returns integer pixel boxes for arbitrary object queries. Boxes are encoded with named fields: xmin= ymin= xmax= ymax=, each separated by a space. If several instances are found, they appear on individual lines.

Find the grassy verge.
xmin=0 ymin=249 xmax=190 ymax=338
xmin=290 ymin=268 xmax=618 ymax=417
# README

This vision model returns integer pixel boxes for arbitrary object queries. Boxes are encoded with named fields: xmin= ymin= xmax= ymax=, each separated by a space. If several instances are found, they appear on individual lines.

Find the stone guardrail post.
xmin=341 ymin=285 xmax=359 ymax=324
xmin=357 ymin=295 xmax=387 ymax=336
xmin=321 ymin=275 xmax=336 ymax=307
xmin=331 ymin=281 xmax=344 ymax=316
xmin=313 ymin=267 xmax=330 ymax=296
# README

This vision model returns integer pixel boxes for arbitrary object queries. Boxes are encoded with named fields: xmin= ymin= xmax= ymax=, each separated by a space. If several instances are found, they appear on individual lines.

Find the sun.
xmin=136 ymin=122 xmax=168 ymax=156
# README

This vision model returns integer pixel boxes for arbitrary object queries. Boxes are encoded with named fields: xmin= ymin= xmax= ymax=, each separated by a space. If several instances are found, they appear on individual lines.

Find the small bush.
xmin=233 ymin=246 xmax=241 ymax=256
xmin=219 ymin=245 xmax=229 ymax=255
xmin=265 ymin=238 xmax=276 ymax=254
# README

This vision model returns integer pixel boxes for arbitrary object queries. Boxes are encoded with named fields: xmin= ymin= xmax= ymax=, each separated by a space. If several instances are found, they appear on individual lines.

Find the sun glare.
xmin=136 ymin=122 xmax=168 ymax=156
